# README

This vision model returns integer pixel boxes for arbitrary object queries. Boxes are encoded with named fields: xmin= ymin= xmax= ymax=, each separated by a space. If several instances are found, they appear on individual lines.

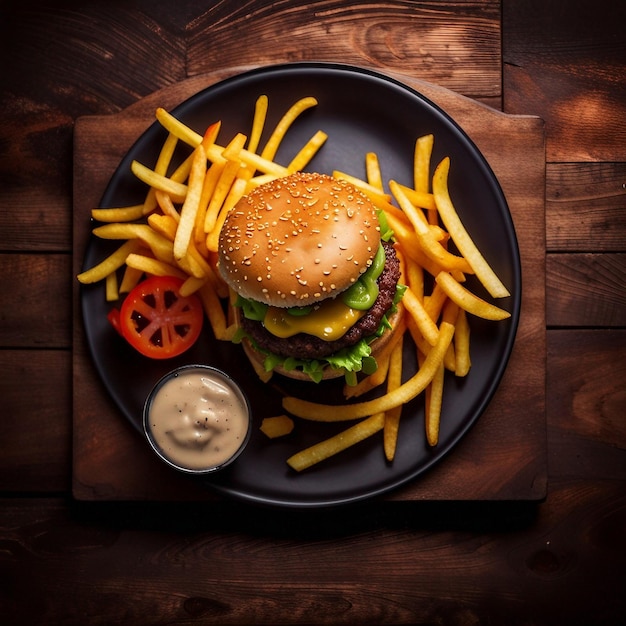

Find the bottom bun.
xmin=240 ymin=304 xmax=404 ymax=383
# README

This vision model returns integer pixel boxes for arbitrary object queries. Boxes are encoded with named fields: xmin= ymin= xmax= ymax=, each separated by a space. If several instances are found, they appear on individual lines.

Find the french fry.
xmin=453 ymin=308 xmax=471 ymax=377
xmin=424 ymin=282 xmax=448 ymax=323
xmin=197 ymin=282 xmax=236 ymax=341
xmin=410 ymin=315 xmax=456 ymax=374
xmin=390 ymin=180 xmax=473 ymax=274
xmin=442 ymin=299 xmax=459 ymax=374
xmin=287 ymin=130 xmax=328 ymax=173
xmin=236 ymin=149 xmax=289 ymax=178
xmin=176 ymin=250 xmax=205 ymax=279
xmin=155 ymin=107 xmax=203 ymax=147
xmin=179 ymin=275 xmax=207 ymax=297
xmin=77 ymin=239 xmax=142 ymax=284
xmin=154 ymin=132 xmax=180 ymax=176
xmin=181 ymin=241 xmax=226 ymax=298
xmin=260 ymin=415 xmax=295 ymax=439
xmin=119 ymin=264 xmax=144 ymax=294
xmin=201 ymin=121 xmax=222 ymax=150
xmin=387 ymin=211 xmax=456 ymax=280
xmin=261 ymin=96 xmax=318 ymax=161
xmin=333 ymin=170 xmax=392 ymax=207
xmin=435 ymin=271 xmax=511 ymax=321
xmin=366 ymin=152 xmax=384 ymax=192
xmin=384 ymin=334 xmax=404 ymax=461
xmin=248 ymin=95 xmax=268 ymax=154
xmin=402 ymin=287 xmax=439 ymax=346
xmin=131 ymin=160 xmax=188 ymax=203
xmin=174 ymin=144 xmax=207 ymax=260
xmin=91 ymin=205 xmax=145 ymax=223
xmin=170 ymin=150 xmax=197 ymax=182
xmin=425 ymin=359 xmax=445 ymax=446
xmin=140 ymin=132 xmax=180 ymax=216
xmin=154 ymin=190 xmax=180 ymax=222
xmin=414 ymin=133 xmax=437 ymax=224
xmin=395 ymin=184 xmax=437 ymax=212
xmin=206 ymin=174 xmax=249 ymax=253
xmin=124 ymin=253 xmax=187 ymax=280
xmin=433 ymin=157 xmax=510 ymax=298
xmin=147 ymin=213 xmax=178 ymax=241
xmin=195 ymin=161 xmax=224 ymax=239
xmin=203 ymin=159 xmax=241 ymax=232
xmin=287 ymin=413 xmax=385 ymax=472
xmin=221 ymin=132 xmax=248 ymax=162
xmin=282 ymin=321 xmax=455 ymax=421
xmin=405 ymin=255 xmax=424 ymax=300
xmin=245 ymin=172 xmax=276 ymax=191
xmin=414 ymin=134 xmax=433 ymax=194
xmin=105 ymin=271 xmax=119 ymax=302
xmin=92 ymin=223 xmax=175 ymax=265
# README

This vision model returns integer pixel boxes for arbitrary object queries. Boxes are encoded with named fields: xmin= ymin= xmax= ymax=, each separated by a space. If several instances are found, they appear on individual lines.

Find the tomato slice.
xmin=119 ymin=275 xmax=204 ymax=359
xmin=107 ymin=307 xmax=123 ymax=336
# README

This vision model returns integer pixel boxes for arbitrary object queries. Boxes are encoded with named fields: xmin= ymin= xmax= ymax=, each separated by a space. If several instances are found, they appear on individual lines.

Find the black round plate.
xmin=80 ymin=63 xmax=521 ymax=508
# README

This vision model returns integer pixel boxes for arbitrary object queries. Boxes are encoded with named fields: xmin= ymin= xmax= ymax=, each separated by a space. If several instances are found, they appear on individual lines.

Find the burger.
xmin=217 ymin=171 xmax=404 ymax=384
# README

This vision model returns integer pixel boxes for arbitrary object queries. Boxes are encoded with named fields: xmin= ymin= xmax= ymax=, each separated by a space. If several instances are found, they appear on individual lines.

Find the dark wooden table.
xmin=1 ymin=1 xmax=625 ymax=624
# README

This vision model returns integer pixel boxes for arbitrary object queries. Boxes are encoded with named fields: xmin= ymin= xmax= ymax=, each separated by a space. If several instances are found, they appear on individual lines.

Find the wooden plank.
xmin=0 ymin=4 xmax=187 ymax=253
xmin=547 ymin=330 xmax=626 ymax=479
xmin=72 ymin=69 xmax=546 ymax=502
xmin=546 ymin=162 xmax=626 ymax=252
xmin=0 ymin=158 xmax=72 ymax=253
xmin=2 ymin=480 xmax=625 ymax=625
xmin=547 ymin=253 xmax=626 ymax=327
xmin=0 ymin=351 xmax=71 ymax=492
xmin=187 ymin=1 xmax=503 ymax=106
xmin=503 ymin=0 xmax=626 ymax=161
xmin=0 ymin=253 xmax=71 ymax=348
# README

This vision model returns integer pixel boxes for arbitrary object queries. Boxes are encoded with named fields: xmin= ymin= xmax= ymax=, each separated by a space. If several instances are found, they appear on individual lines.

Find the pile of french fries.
xmin=77 ymin=94 xmax=511 ymax=473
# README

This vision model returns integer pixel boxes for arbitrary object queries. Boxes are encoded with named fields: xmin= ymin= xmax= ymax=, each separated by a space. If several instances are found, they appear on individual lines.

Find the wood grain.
xmin=503 ymin=0 xmax=626 ymax=162
xmin=71 ymin=69 xmax=546 ymax=502
xmin=0 ymin=351 xmax=71 ymax=492
xmin=3 ymin=478 xmax=625 ymax=625
xmin=548 ymin=330 xmax=626 ymax=478
xmin=546 ymin=162 xmax=626 ymax=252
xmin=187 ymin=1 xmax=503 ymax=106
xmin=0 ymin=253 xmax=71 ymax=348
xmin=547 ymin=253 xmax=626 ymax=327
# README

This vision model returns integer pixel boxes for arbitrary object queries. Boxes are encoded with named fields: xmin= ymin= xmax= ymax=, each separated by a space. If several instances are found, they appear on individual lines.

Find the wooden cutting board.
xmin=72 ymin=66 xmax=546 ymax=503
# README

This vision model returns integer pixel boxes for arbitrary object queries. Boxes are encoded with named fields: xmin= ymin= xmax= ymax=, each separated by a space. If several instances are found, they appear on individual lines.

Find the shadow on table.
xmin=69 ymin=499 xmax=540 ymax=540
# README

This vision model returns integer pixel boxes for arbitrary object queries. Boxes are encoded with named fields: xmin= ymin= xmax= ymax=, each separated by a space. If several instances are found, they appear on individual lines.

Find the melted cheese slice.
xmin=263 ymin=298 xmax=366 ymax=341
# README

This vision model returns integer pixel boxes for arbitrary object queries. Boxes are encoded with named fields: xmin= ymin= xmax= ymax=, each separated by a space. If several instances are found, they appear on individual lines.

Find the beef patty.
xmin=241 ymin=241 xmax=401 ymax=359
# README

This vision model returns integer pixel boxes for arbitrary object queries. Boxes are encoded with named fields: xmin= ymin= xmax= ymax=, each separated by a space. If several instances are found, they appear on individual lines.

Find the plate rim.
xmin=81 ymin=61 xmax=522 ymax=508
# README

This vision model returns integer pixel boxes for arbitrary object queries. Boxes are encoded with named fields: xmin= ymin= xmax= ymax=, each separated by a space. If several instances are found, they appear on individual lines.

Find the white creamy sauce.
xmin=147 ymin=369 xmax=249 ymax=470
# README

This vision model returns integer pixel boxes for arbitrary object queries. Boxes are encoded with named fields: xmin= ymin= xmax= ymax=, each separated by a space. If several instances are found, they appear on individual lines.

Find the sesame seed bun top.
xmin=218 ymin=172 xmax=381 ymax=308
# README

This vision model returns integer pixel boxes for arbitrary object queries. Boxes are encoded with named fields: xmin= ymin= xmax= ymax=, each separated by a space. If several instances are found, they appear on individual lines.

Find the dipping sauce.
xmin=144 ymin=365 xmax=251 ymax=473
